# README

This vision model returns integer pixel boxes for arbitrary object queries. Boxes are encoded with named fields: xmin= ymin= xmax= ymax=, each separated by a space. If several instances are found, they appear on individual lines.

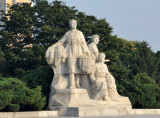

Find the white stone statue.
xmin=45 ymin=19 xmax=90 ymax=89
xmin=45 ymin=19 xmax=132 ymax=117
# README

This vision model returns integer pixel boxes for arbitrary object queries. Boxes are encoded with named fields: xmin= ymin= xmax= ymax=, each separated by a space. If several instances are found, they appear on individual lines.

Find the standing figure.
xmin=52 ymin=19 xmax=90 ymax=89
xmin=88 ymin=35 xmax=100 ymax=61
xmin=87 ymin=35 xmax=100 ymax=84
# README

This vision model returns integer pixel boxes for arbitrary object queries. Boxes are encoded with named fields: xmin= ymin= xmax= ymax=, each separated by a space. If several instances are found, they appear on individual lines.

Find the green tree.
xmin=20 ymin=66 xmax=53 ymax=108
xmin=155 ymin=51 xmax=160 ymax=85
xmin=0 ymin=3 xmax=35 ymax=76
xmin=0 ymin=77 xmax=46 ymax=111
xmin=132 ymin=41 xmax=157 ymax=77
xmin=0 ymin=48 xmax=6 ymax=75
xmin=0 ymin=3 xmax=34 ymax=53
xmin=126 ymin=73 xmax=160 ymax=108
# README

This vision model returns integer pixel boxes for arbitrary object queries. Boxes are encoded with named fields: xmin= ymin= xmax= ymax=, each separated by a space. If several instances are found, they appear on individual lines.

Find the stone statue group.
xmin=45 ymin=19 xmax=124 ymax=102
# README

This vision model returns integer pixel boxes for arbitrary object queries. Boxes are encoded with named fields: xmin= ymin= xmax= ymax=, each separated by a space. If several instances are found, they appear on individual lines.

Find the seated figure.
xmin=90 ymin=52 xmax=124 ymax=101
xmin=91 ymin=53 xmax=111 ymax=101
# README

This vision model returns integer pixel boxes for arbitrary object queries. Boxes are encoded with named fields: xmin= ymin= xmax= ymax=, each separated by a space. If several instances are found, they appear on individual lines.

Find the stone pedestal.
xmin=49 ymin=89 xmax=132 ymax=117
xmin=0 ymin=111 xmax=58 ymax=118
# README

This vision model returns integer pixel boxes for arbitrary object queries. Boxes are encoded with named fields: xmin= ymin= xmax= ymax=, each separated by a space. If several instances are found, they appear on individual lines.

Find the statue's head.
xmin=98 ymin=52 xmax=105 ymax=62
xmin=92 ymin=35 xmax=100 ymax=44
xmin=69 ymin=19 xmax=77 ymax=29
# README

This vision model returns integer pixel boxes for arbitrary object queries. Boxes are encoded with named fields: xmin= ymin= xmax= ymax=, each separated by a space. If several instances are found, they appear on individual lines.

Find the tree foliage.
xmin=0 ymin=77 xmax=46 ymax=111
xmin=126 ymin=73 xmax=160 ymax=108
xmin=0 ymin=48 xmax=6 ymax=75
xmin=20 ymin=66 xmax=53 ymax=107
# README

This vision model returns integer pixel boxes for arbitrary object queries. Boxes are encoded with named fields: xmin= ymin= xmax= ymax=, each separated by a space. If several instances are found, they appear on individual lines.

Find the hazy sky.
xmin=48 ymin=0 xmax=160 ymax=52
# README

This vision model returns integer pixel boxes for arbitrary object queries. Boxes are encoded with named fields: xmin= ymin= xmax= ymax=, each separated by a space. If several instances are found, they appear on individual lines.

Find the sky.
xmin=48 ymin=0 xmax=160 ymax=52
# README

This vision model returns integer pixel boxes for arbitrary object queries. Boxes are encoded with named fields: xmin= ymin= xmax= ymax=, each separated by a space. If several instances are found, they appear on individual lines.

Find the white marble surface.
xmin=0 ymin=111 xmax=58 ymax=118
xmin=1 ymin=109 xmax=160 ymax=118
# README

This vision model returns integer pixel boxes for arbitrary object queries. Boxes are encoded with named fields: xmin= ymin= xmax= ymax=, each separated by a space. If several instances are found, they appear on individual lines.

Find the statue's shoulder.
xmin=88 ymin=43 xmax=96 ymax=49
xmin=88 ymin=42 xmax=95 ymax=46
xmin=65 ymin=31 xmax=70 ymax=35
xmin=76 ymin=29 xmax=83 ymax=34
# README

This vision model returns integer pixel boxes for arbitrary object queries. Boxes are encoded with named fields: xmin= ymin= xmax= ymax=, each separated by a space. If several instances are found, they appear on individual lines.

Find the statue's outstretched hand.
xmin=104 ymin=59 xmax=110 ymax=62
xmin=51 ymin=41 xmax=63 ymax=48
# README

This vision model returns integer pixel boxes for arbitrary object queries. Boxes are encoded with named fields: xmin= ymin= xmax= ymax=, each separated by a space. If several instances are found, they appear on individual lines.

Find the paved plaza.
xmin=84 ymin=115 xmax=160 ymax=118
xmin=60 ymin=115 xmax=160 ymax=118
xmin=103 ymin=115 xmax=160 ymax=118
xmin=38 ymin=115 xmax=160 ymax=118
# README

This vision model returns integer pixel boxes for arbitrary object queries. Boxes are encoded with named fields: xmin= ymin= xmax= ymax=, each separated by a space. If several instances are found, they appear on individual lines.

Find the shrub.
xmin=0 ymin=77 xmax=46 ymax=111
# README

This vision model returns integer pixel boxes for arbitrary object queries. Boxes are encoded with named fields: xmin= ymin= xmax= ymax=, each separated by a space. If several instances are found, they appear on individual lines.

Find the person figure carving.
xmin=91 ymin=53 xmax=111 ymax=101
xmin=51 ymin=19 xmax=90 ymax=89
xmin=88 ymin=34 xmax=100 ymax=87
xmin=88 ymin=35 xmax=120 ymax=101
xmin=88 ymin=35 xmax=100 ymax=61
